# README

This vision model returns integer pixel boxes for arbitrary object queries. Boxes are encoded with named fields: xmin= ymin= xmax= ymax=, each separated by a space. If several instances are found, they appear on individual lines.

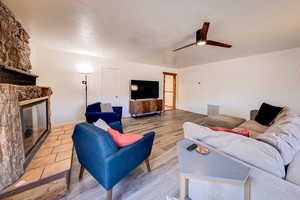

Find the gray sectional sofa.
xmin=183 ymin=107 xmax=300 ymax=200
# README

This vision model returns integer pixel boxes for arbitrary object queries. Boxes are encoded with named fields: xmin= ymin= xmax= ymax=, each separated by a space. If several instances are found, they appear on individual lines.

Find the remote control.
xmin=186 ymin=143 xmax=197 ymax=151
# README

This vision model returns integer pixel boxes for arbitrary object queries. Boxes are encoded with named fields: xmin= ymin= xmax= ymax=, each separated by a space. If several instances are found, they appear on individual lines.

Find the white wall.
xmin=31 ymin=45 xmax=177 ymax=126
xmin=178 ymin=48 xmax=300 ymax=119
xmin=32 ymin=45 xmax=300 ymax=126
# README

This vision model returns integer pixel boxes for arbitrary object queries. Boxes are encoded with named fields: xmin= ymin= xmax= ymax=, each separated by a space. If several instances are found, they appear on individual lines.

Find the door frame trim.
xmin=163 ymin=72 xmax=177 ymax=110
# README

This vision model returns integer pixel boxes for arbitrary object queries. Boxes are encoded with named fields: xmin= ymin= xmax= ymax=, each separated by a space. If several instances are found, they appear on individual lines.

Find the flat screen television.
xmin=131 ymin=80 xmax=159 ymax=99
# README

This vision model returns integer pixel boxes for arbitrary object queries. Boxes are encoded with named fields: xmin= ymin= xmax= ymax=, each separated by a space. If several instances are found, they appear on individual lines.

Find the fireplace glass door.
xmin=21 ymin=100 xmax=48 ymax=156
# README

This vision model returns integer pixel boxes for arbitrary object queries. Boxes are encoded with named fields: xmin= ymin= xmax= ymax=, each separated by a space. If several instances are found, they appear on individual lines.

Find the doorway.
xmin=163 ymin=72 xmax=177 ymax=111
xmin=101 ymin=68 xmax=121 ymax=106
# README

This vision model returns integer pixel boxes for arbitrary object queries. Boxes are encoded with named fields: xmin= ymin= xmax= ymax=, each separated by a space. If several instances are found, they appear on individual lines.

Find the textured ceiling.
xmin=3 ymin=0 xmax=300 ymax=67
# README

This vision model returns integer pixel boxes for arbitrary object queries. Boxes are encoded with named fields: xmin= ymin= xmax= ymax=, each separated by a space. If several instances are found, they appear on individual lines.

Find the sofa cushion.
xmin=255 ymin=103 xmax=283 ymax=126
xmin=94 ymin=119 xmax=111 ymax=131
xmin=273 ymin=106 xmax=292 ymax=124
xmin=107 ymin=128 xmax=143 ymax=147
xmin=100 ymin=103 xmax=114 ymax=112
xmin=183 ymin=122 xmax=285 ymax=178
xmin=256 ymin=114 xmax=300 ymax=165
xmin=202 ymin=114 xmax=246 ymax=129
xmin=235 ymin=120 xmax=269 ymax=138
xmin=286 ymin=150 xmax=300 ymax=187
xmin=210 ymin=127 xmax=249 ymax=137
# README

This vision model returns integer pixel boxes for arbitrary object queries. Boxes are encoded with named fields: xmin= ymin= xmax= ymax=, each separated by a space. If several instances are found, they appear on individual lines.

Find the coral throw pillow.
xmin=107 ymin=128 xmax=143 ymax=147
xmin=210 ymin=127 xmax=249 ymax=137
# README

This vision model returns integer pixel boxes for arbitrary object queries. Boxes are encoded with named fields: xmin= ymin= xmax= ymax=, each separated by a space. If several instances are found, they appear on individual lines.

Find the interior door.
xmin=163 ymin=72 xmax=177 ymax=110
xmin=101 ymin=68 xmax=121 ymax=106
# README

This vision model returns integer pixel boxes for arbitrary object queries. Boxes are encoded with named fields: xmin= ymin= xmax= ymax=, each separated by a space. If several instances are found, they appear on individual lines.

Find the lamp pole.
xmin=82 ymin=74 xmax=88 ymax=109
xmin=79 ymin=64 xmax=92 ymax=109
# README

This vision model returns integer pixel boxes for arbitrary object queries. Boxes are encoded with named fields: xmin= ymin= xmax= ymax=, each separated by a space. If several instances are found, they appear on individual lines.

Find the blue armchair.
xmin=72 ymin=121 xmax=155 ymax=200
xmin=85 ymin=102 xmax=123 ymax=124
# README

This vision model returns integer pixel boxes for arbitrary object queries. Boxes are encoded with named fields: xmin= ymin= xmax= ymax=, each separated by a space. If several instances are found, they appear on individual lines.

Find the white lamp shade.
xmin=77 ymin=63 xmax=93 ymax=74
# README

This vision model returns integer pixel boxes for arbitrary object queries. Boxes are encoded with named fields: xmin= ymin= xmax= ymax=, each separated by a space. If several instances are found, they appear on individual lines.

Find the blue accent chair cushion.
xmin=85 ymin=102 xmax=123 ymax=124
xmin=72 ymin=121 xmax=155 ymax=190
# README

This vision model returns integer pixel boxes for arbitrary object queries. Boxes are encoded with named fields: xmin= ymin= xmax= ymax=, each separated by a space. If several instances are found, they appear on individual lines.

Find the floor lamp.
xmin=78 ymin=64 xmax=93 ymax=109
xmin=81 ymin=73 xmax=90 ymax=109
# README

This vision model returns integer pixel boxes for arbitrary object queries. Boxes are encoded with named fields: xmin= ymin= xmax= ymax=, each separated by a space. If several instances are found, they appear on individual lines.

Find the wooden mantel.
xmin=19 ymin=96 xmax=49 ymax=106
xmin=0 ymin=66 xmax=38 ymax=85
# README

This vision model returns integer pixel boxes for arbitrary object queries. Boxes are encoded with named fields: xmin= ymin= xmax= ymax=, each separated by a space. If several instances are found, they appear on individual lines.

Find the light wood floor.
xmin=69 ymin=109 xmax=207 ymax=190
xmin=164 ymin=105 xmax=174 ymax=110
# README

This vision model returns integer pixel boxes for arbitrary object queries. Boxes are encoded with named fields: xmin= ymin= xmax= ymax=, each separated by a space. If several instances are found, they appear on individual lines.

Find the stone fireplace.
xmin=0 ymin=83 xmax=53 ymax=191
xmin=0 ymin=2 xmax=72 ymax=199
xmin=0 ymin=0 xmax=53 ymax=192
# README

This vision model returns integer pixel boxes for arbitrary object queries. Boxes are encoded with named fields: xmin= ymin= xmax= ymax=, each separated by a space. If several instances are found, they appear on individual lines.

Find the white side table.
xmin=177 ymin=139 xmax=251 ymax=200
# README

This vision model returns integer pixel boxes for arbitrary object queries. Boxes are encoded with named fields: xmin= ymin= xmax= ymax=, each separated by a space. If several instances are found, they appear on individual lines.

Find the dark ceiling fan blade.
xmin=206 ymin=40 xmax=232 ymax=48
xmin=200 ymin=22 xmax=210 ymax=41
xmin=173 ymin=42 xmax=197 ymax=52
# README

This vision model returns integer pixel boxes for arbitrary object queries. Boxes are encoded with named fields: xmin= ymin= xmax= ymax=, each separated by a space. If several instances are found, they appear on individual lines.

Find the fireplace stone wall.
xmin=0 ymin=0 xmax=32 ymax=72
xmin=0 ymin=84 xmax=25 ymax=190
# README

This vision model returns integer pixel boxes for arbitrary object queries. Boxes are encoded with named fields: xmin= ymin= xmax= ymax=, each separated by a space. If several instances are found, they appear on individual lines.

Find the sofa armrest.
xmin=287 ymin=150 xmax=300 ymax=187
xmin=250 ymin=109 xmax=258 ymax=120
xmin=109 ymin=121 xmax=123 ymax=133
xmin=113 ymin=106 xmax=123 ymax=115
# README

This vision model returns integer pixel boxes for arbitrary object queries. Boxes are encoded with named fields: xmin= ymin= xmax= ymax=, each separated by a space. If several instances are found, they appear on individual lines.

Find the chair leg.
xmin=145 ymin=159 xmax=151 ymax=172
xmin=106 ymin=189 xmax=113 ymax=200
xmin=79 ymin=166 xmax=84 ymax=180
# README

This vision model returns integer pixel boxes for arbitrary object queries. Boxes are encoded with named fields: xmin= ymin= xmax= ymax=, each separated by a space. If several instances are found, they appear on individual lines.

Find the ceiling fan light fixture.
xmin=197 ymin=41 xmax=206 ymax=46
xmin=172 ymin=22 xmax=232 ymax=52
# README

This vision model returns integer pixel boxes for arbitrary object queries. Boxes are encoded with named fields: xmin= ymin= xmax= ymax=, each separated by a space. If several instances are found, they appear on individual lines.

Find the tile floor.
xmin=0 ymin=124 xmax=74 ymax=193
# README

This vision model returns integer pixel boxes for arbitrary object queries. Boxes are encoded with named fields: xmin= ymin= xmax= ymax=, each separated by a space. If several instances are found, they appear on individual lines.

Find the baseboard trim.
xmin=0 ymin=171 xmax=69 ymax=199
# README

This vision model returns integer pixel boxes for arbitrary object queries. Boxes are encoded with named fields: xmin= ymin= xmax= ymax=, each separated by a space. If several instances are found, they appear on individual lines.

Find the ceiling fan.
xmin=173 ymin=22 xmax=232 ymax=52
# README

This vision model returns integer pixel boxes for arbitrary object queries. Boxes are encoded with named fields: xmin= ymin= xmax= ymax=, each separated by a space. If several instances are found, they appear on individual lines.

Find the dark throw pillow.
xmin=255 ymin=103 xmax=283 ymax=126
